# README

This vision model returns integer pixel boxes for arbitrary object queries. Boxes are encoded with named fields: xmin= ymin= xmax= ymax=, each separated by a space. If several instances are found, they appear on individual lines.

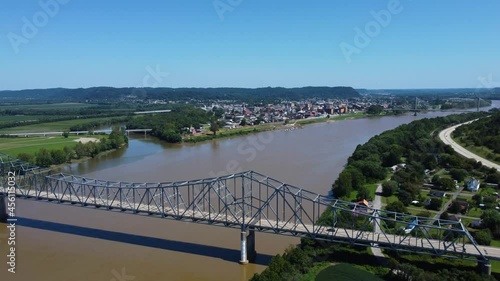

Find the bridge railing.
xmin=0 ymin=152 xmax=487 ymax=261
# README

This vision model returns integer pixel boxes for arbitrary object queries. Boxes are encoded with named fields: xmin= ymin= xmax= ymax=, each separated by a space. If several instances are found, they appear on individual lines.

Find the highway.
xmin=439 ymin=121 xmax=500 ymax=171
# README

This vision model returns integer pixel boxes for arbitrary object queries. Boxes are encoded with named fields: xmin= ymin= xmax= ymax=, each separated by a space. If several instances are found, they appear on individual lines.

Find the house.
xmin=470 ymin=219 xmax=483 ymax=229
xmin=467 ymin=178 xmax=480 ymax=192
xmin=429 ymin=191 xmax=447 ymax=198
xmin=356 ymin=199 xmax=369 ymax=207
xmin=455 ymin=198 xmax=469 ymax=214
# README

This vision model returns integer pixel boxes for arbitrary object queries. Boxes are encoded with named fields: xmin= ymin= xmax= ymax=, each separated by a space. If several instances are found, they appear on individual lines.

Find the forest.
xmin=252 ymin=110 xmax=499 ymax=281
xmin=126 ymin=105 xmax=213 ymax=143
xmin=452 ymin=111 xmax=500 ymax=156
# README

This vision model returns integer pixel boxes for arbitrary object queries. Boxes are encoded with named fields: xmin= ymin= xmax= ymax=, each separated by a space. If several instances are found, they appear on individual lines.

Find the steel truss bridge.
xmin=0 ymin=153 xmax=498 ymax=271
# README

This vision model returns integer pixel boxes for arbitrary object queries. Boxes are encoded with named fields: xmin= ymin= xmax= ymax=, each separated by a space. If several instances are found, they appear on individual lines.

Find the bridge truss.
xmin=0 ymin=153 xmax=491 ymax=264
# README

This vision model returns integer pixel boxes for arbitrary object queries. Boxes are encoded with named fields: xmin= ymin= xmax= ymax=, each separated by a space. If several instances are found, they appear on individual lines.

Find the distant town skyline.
xmin=1 ymin=0 xmax=499 ymax=91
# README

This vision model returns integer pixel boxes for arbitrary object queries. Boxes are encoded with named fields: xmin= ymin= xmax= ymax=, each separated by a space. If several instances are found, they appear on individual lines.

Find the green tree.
xmin=62 ymin=131 xmax=70 ymax=138
xmin=50 ymin=149 xmax=66 ymax=165
xmin=333 ymin=170 xmax=353 ymax=198
xmin=240 ymin=118 xmax=247 ymax=126
xmin=427 ymin=198 xmax=443 ymax=211
xmin=385 ymin=201 xmax=407 ymax=213
xmin=481 ymin=209 xmax=500 ymax=238
xmin=449 ymin=168 xmax=468 ymax=182
xmin=35 ymin=148 xmax=53 ymax=168
xmin=210 ymin=121 xmax=219 ymax=135
xmin=474 ymin=229 xmax=492 ymax=246
xmin=382 ymin=181 xmax=398 ymax=197
xmin=437 ymin=177 xmax=455 ymax=191
xmin=356 ymin=186 xmax=371 ymax=201
xmin=17 ymin=152 xmax=35 ymax=164
xmin=448 ymin=200 xmax=462 ymax=214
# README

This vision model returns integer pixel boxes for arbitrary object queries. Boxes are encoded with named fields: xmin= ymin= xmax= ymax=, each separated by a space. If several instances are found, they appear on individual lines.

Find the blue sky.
xmin=1 ymin=0 xmax=499 ymax=90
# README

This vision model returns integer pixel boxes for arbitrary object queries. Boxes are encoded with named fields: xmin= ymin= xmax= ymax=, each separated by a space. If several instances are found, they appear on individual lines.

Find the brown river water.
xmin=1 ymin=102 xmax=498 ymax=281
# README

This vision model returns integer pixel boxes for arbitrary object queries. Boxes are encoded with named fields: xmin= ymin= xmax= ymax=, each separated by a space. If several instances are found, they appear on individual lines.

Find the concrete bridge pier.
xmin=477 ymin=258 xmax=491 ymax=276
xmin=239 ymin=227 xmax=257 ymax=265
xmin=0 ymin=194 xmax=7 ymax=223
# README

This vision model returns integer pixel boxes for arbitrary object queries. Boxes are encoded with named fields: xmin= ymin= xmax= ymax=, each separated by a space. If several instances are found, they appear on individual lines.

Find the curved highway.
xmin=439 ymin=120 xmax=500 ymax=172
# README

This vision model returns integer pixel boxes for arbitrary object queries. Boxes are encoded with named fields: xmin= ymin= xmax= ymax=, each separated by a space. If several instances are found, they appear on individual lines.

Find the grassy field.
xmin=0 ymin=117 xmax=123 ymax=134
xmin=315 ymin=264 xmax=383 ymax=281
xmin=0 ymin=136 xmax=94 ymax=156
xmin=0 ymin=103 xmax=93 ymax=110
xmin=0 ymin=115 xmax=43 ymax=124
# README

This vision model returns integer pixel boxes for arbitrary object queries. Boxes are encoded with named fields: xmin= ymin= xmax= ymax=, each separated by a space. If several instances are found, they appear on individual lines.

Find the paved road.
xmin=439 ymin=121 xmax=500 ymax=171
xmin=370 ymin=184 xmax=387 ymax=265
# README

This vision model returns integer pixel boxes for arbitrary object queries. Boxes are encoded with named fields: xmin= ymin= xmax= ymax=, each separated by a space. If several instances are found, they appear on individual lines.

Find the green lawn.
xmin=315 ymin=264 xmax=383 ymax=281
xmin=467 ymin=207 xmax=483 ymax=218
xmin=0 ymin=136 xmax=96 ymax=157
xmin=0 ymin=117 xmax=121 ymax=134
xmin=492 ymin=260 xmax=500 ymax=273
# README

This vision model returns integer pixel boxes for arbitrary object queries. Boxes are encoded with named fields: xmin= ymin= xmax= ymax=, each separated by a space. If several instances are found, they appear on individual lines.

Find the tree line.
xmin=453 ymin=111 xmax=500 ymax=160
xmin=17 ymin=128 xmax=127 ymax=167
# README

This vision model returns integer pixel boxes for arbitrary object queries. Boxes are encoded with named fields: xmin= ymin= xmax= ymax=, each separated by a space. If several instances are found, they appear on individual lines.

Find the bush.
xmin=474 ymin=229 xmax=492 ymax=246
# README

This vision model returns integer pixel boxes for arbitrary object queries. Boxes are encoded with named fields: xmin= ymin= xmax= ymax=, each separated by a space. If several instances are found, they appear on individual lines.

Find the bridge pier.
xmin=239 ymin=227 xmax=256 ymax=265
xmin=0 ymin=194 xmax=7 ymax=223
xmin=477 ymin=258 xmax=491 ymax=276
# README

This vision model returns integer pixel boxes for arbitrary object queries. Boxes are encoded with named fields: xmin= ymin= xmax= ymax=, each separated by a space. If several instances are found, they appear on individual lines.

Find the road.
xmin=439 ymin=121 xmax=500 ymax=171
xmin=370 ymin=184 xmax=387 ymax=265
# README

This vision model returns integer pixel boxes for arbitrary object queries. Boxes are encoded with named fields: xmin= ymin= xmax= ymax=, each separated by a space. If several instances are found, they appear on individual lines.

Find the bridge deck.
xmin=10 ymin=189 xmax=500 ymax=261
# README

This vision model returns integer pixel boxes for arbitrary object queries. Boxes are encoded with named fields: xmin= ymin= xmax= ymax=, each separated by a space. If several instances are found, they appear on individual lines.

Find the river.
xmin=1 ymin=102 xmax=498 ymax=281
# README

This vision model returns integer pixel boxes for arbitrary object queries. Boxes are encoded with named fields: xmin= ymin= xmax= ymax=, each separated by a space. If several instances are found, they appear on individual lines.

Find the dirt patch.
xmin=73 ymin=137 xmax=100 ymax=144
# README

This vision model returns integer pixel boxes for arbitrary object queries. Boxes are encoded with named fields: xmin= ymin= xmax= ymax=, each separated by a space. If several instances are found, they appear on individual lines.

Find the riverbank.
xmin=184 ymin=112 xmax=367 ymax=143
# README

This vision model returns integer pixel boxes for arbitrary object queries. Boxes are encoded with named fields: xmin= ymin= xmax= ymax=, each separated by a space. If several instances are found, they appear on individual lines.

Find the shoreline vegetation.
xmin=10 ymin=127 xmax=128 ymax=169
xmin=251 ymin=111 xmax=499 ymax=281
xmin=183 ymin=112 xmax=367 ymax=143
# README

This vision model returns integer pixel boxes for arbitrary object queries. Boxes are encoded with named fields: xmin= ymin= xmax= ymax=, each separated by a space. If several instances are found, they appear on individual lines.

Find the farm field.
xmin=0 ymin=102 xmax=94 ymax=110
xmin=0 ymin=116 xmax=124 ymax=134
xmin=0 ymin=136 xmax=89 ymax=156
xmin=0 ymin=115 xmax=42 ymax=124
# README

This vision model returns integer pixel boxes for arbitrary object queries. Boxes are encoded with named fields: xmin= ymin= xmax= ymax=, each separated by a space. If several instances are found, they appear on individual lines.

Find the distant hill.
xmin=366 ymin=88 xmax=500 ymax=99
xmin=0 ymin=86 xmax=361 ymax=103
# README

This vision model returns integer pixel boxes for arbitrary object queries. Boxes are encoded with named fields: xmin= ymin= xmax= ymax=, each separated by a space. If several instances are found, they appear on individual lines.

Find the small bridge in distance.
xmin=0 ymin=153 xmax=497 ymax=274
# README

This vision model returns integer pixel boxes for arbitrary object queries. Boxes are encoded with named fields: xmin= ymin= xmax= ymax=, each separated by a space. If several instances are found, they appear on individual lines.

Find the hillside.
xmin=0 ymin=86 xmax=361 ymax=103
